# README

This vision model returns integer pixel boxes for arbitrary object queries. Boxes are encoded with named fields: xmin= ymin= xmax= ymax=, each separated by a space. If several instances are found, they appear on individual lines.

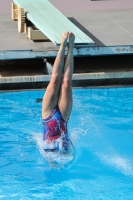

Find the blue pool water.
xmin=1 ymin=88 xmax=133 ymax=199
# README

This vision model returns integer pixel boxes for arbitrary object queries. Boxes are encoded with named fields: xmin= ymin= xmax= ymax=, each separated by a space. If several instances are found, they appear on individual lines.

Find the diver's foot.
xmin=68 ymin=32 xmax=75 ymax=49
xmin=61 ymin=32 xmax=69 ymax=48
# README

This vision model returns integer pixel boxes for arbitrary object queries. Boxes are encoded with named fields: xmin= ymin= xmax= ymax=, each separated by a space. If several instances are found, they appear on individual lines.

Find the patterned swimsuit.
xmin=43 ymin=106 xmax=68 ymax=142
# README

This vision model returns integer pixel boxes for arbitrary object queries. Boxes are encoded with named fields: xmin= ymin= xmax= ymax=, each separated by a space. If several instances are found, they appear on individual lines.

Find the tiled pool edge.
xmin=0 ymin=72 xmax=133 ymax=84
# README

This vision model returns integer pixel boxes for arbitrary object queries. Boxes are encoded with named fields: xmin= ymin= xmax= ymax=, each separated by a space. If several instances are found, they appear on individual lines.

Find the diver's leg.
xmin=42 ymin=32 xmax=69 ymax=119
xmin=58 ymin=33 xmax=75 ymax=121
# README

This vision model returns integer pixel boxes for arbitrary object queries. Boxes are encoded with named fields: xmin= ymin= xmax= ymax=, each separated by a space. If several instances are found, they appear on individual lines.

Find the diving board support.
xmin=24 ymin=23 xmax=28 ymax=35
xmin=27 ymin=26 xmax=49 ymax=40
xmin=11 ymin=2 xmax=49 ymax=40
xmin=18 ymin=7 xmax=25 ymax=33
xmin=11 ymin=3 xmax=25 ymax=33
xmin=11 ymin=2 xmax=18 ymax=20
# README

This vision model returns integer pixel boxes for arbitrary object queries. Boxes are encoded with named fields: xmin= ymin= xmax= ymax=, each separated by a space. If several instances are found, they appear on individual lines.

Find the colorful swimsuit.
xmin=42 ymin=107 xmax=70 ymax=152
xmin=43 ymin=106 xmax=67 ymax=141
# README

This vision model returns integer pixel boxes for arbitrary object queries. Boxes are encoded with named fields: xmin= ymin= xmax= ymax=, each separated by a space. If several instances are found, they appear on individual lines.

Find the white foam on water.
xmin=32 ymin=133 xmax=75 ymax=168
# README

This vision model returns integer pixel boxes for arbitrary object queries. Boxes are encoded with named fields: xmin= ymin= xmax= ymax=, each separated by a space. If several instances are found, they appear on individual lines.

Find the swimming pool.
xmin=1 ymin=88 xmax=133 ymax=199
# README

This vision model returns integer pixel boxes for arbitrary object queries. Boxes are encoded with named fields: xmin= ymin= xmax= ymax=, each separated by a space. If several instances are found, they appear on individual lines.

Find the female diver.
xmin=42 ymin=32 xmax=75 ymax=154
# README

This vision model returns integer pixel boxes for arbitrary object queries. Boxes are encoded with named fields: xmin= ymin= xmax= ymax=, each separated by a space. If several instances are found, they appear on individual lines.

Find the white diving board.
xmin=13 ymin=0 xmax=95 ymax=46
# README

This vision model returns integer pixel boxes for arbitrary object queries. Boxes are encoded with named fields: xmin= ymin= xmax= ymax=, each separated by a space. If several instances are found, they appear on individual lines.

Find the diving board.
xmin=12 ymin=0 xmax=95 ymax=46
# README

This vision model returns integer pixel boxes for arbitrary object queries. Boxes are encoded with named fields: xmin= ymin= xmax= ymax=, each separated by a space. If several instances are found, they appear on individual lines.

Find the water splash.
xmin=32 ymin=133 xmax=75 ymax=168
xmin=43 ymin=59 xmax=53 ymax=75
xmin=98 ymin=153 xmax=133 ymax=177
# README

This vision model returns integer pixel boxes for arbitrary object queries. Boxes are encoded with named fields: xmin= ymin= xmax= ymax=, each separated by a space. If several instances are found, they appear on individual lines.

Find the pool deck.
xmin=0 ymin=0 xmax=133 ymax=88
xmin=1 ymin=0 xmax=133 ymax=58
